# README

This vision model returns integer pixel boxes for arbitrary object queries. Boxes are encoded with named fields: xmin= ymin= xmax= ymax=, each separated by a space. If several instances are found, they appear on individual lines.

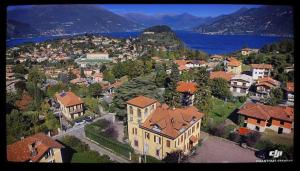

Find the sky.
xmin=7 ymin=4 xmax=262 ymax=17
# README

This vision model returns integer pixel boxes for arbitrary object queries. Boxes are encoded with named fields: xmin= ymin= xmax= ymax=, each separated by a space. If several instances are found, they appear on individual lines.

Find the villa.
xmin=126 ymin=96 xmax=203 ymax=160
xmin=230 ymin=74 xmax=253 ymax=96
xmin=176 ymin=81 xmax=197 ymax=106
xmin=250 ymin=64 xmax=273 ymax=80
xmin=224 ymin=57 xmax=242 ymax=75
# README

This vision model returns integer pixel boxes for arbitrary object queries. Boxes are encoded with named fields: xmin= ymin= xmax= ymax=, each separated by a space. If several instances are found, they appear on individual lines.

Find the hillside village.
xmin=6 ymin=25 xmax=294 ymax=163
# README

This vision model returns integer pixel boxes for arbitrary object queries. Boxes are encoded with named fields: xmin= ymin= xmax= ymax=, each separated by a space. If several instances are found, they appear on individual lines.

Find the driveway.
xmin=188 ymin=132 xmax=259 ymax=163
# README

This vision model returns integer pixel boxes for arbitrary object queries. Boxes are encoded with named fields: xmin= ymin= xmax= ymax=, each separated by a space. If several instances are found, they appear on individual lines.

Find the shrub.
xmin=244 ymin=131 xmax=261 ymax=147
xmin=62 ymin=135 xmax=89 ymax=152
xmin=238 ymin=96 xmax=247 ymax=103
xmin=228 ymin=132 xmax=241 ymax=143
xmin=103 ymin=126 xmax=118 ymax=139
xmin=162 ymin=150 xmax=182 ymax=163
xmin=95 ymin=119 xmax=112 ymax=129
xmin=223 ymin=125 xmax=236 ymax=139
xmin=255 ymin=139 xmax=274 ymax=150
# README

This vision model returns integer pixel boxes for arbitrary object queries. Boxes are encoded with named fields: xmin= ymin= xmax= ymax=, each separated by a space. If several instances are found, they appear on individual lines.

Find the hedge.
xmin=85 ymin=124 xmax=134 ymax=158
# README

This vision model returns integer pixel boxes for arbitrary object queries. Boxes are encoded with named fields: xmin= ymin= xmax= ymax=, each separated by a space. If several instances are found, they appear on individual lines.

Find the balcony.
xmin=230 ymin=84 xmax=249 ymax=89
xmin=69 ymin=108 xmax=84 ymax=115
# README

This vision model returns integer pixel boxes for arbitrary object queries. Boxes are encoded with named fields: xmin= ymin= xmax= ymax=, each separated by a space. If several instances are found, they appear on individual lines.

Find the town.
xmin=6 ymin=25 xmax=294 ymax=163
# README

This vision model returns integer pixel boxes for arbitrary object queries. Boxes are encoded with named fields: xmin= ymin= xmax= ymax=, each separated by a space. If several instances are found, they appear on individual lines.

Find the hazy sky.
xmin=7 ymin=4 xmax=262 ymax=17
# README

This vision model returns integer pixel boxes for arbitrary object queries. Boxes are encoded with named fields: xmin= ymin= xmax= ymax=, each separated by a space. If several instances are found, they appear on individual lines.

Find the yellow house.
xmin=7 ymin=133 xmax=64 ymax=163
xmin=55 ymin=91 xmax=84 ymax=120
xmin=126 ymin=96 xmax=204 ymax=160
xmin=224 ymin=57 xmax=242 ymax=75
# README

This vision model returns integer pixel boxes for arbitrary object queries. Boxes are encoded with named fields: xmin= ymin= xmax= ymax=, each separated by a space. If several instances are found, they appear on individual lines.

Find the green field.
xmin=71 ymin=151 xmax=113 ymax=163
xmin=261 ymin=129 xmax=294 ymax=147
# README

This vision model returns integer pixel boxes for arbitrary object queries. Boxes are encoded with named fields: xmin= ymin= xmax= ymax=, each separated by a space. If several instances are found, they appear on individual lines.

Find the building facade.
xmin=7 ymin=133 xmax=64 ymax=163
xmin=285 ymin=82 xmax=294 ymax=104
xmin=255 ymin=77 xmax=280 ymax=98
xmin=230 ymin=74 xmax=253 ymax=96
xmin=224 ymin=57 xmax=242 ymax=75
xmin=55 ymin=91 xmax=84 ymax=120
xmin=126 ymin=96 xmax=203 ymax=160
xmin=238 ymin=102 xmax=293 ymax=134
xmin=176 ymin=81 xmax=197 ymax=106
xmin=250 ymin=64 xmax=273 ymax=80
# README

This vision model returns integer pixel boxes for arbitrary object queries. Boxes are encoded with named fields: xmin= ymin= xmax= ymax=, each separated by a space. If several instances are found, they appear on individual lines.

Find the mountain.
xmin=7 ymin=5 xmax=143 ymax=38
xmin=7 ymin=20 xmax=39 ymax=38
xmin=123 ymin=13 xmax=212 ymax=31
xmin=137 ymin=25 xmax=183 ymax=49
xmin=194 ymin=6 xmax=293 ymax=36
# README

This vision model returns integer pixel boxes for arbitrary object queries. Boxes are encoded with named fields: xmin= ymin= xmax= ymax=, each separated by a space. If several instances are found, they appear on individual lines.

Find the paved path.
xmin=188 ymin=132 xmax=259 ymax=163
xmin=53 ymin=117 xmax=131 ymax=163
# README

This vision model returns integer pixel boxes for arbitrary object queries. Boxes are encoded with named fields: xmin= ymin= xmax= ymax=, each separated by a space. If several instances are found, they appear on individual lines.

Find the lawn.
xmin=242 ymin=64 xmax=250 ymax=72
xmin=208 ymin=97 xmax=242 ymax=125
xmin=260 ymin=129 xmax=293 ymax=147
xmin=71 ymin=151 xmax=113 ymax=163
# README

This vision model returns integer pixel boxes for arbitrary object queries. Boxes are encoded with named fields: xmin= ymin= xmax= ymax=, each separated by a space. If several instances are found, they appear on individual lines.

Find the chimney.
xmin=28 ymin=142 xmax=37 ymax=157
xmin=20 ymin=137 xmax=24 ymax=141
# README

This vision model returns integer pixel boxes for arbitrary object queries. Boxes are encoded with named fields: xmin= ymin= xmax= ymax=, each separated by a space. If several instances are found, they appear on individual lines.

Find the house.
xmin=92 ymin=72 xmax=103 ymax=83
xmin=70 ymin=78 xmax=89 ymax=86
xmin=230 ymin=74 xmax=253 ymax=96
xmin=102 ymin=80 xmax=124 ymax=94
xmin=86 ymin=53 xmax=109 ymax=60
xmin=224 ymin=57 xmax=242 ymax=74
xmin=210 ymin=71 xmax=235 ymax=82
xmin=6 ymin=72 xmax=15 ymax=81
xmin=176 ymin=81 xmax=197 ymax=106
xmin=55 ymin=91 xmax=84 ymax=120
xmin=250 ymin=64 xmax=273 ymax=80
xmin=238 ymin=102 xmax=294 ymax=134
xmin=255 ymin=77 xmax=280 ymax=98
xmin=241 ymin=48 xmax=259 ymax=56
xmin=285 ymin=82 xmax=294 ymax=104
xmin=210 ymin=55 xmax=224 ymax=62
xmin=126 ymin=96 xmax=204 ymax=159
xmin=175 ymin=60 xmax=207 ymax=73
xmin=7 ymin=133 xmax=64 ymax=162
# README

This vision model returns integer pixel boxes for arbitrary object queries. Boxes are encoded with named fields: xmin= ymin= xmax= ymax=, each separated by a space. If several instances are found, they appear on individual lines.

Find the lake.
xmin=6 ymin=31 xmax=286 ymax=55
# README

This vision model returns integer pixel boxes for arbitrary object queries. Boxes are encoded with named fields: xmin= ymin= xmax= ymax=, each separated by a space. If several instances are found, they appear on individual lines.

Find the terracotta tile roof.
xmin=176 ymin=81 xmax=197 ymax=94
xmin=141 ymin=104 xmax=204 ymax=139
xmin=256 ymin=77 xmax=280 ymax=88
xmin=286 ymin=82 xmax=294 ymax=93
xmin=238 ymin=127 xmax=252 ymax=135
xmin=226 ymin=57 xmax=241 ymax=67
xmin=70 ymin=78 xmax=87 ymax=84
xmin=7 ymin=133 xmax=64 ymax=162
xmin=55 ymin=91 xmax=84 ymax=107
xmin=210 ymin=71 xmax=235 ymax=81
xmin=238 ymin=102 xmax=294 ymax=122
xmin=250 ymin=64 xmax=273 ymax=69
xmin=175 ymin=60 xmax=187 ymax=71
xmin=102 ymin=80 xmax=124 ymax=91
xmin=126 ymin=96 xmax=157 ymax=108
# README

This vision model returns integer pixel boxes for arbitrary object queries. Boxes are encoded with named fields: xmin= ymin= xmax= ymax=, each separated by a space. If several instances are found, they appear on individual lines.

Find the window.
xmin=151 ymin=105 xmax=154 ymax=110
xmin=129 ymin=106 xmax=133 ymax=114
xmin=197 ymin=122 xmax=200 ymax=129
xmin=234 ymin=82 xmax=237 ymax=85
xmin=154 ymin=135 xmax=156 ymax=143
xmin=242 ymin=83 xmax=246 ymax=87
xmin=159 ymin=137 xmax=161 ymax=144
xmin=255 ymin=126 xmax=260 ymax=131
xmin=135 ymin=128 xmax=138 ymax=135
xmin=184 ymin=133 xmax=186 ymax=139
xmin=181 ymin=135 xmax=183 ymax=143
xmin=177 ymin=139 xmax=179 ymax=145
xmin=144 ymin=108 xmax=148 ymax=117
xmin=132 ymin=128 xmax=134 ymax=134
xmin=137 ymin=108 xmax=141 ymax=117
xmin=166 ymin=140 xmax=170 ymax=147
xmin=257 ymin=120 xmax=261 ymax=124
xmin=145 ymin=132 xmax=150 ymax=139
xmin=130 ymin=117 xmax=133 ymax=122
xmin=192 ymin=126 xmax=195 ymax=133
xmin=280 ymin=121 xmax=284 ymax=125
xmin=156 ymin=149 xmax=160 ymax=156
xmin=134 ymin=140 xmax=138 ymax=147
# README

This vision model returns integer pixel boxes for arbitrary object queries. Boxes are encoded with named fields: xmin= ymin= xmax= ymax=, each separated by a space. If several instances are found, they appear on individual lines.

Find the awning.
xmin=189 ymin=135 xmax=198 ymax=143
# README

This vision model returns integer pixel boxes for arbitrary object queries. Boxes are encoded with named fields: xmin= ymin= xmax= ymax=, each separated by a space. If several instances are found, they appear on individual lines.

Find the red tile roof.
xmin=256 ymin=77 xmax=280 ymax=88
xmin=126 ymin=96 xmax=158 ymax=108
xmin=250 ymin=64 xmax=273 ymax=69
xmin=238 ymin=127 xmax=252 ymax=136
xmin=140 ymin=104 xmax=204 ymax=139
xmin=238 ymin=102 xmax=294 ymax=122
xmin=7 ymin=133 xmax=64 ymax=162
xmin=226 ymin=57 xmax=241 ymax=67
xmin=176 ymin=81 xmax=197 ymax=94
xmin=175 ymin=60 xmax=187 ymax=71
xmin=210 ymin=71 xmax=235 ymax=81
xmin=55 ymin=91 xmax=84 ymax=107
xmin=286 ymin=82 xmax=294 ymax=93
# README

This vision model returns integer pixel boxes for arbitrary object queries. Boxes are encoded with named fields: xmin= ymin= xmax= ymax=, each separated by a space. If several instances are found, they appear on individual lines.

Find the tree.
xmin=28 ymin=67 xmax=46 ymax=84
xmin=13 ymin=64 xmax=28 ymax=75
xmin=44 ymin=112 xmax=60 ymax=132
xmin=244 ymin=132 xmax=261 ymax=147
xmin=163 ymin=63 xmax=181 ymax=107
xmin=162 ymin=150 xmax=183 ymax=163
xmin=80 ymin=68 xmax=86 ymax=78
xmin=209 ymin=78 xmax=232 ymax=100
xmin=15 ymin=81 xmax=27 ymax=94
xmin=100 ymin=64 xmax=107 ymax=73
xmin=88 ymin=83 xmax=102 ymax=98
xmin=103 ymin=70 xmax=116 ymax=83
xmin=266 ymin=88 xmax=284 ymax=105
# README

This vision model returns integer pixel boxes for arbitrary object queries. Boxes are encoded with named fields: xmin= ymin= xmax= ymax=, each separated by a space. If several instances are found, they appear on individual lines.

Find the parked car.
xmin=255 ymin=148 xmax=274 ymax=160
xmin=74 ymin=120 xmax=86 ymax=126
xmin=84 ymin=116 xmax=94 ymax=122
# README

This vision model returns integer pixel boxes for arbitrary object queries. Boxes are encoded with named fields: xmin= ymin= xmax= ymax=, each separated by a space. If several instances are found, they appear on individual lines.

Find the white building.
xmin=250 ymin=64 xmax=273 ymax=80
xmin=230 ymin=74 xmax=253 ymax=96
xmin=241 ymin=48 xmax=259 ymax=56
xmin=86 ymin=53 xmax=109 ymax=60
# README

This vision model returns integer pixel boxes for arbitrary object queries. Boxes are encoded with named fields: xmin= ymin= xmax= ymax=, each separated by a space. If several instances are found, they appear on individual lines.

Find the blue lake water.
xmin=6 ymin=31 xmax=286 ymax=55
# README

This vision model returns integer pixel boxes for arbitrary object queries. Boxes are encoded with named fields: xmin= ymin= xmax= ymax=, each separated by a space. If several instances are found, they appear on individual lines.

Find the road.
xmin=53 ymin=118 xmax=131 ymax=163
